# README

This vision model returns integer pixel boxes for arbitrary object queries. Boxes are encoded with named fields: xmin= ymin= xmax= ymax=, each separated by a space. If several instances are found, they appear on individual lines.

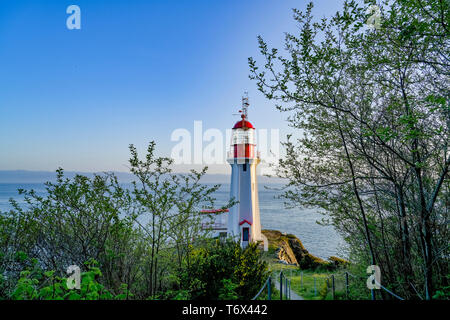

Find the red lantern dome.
xmin=233 ymin=119 xmax=254 ymax=129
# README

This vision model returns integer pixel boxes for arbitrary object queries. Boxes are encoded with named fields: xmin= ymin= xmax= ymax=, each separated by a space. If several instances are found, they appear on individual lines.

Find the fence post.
xmin=331 ymin=275 xmax=335 ymax=300
xmin=285 ymin=277 xmax=288 ymax=298
xmin=268 ymin=276 xmax=271 ymax=300
xmin=289 ymin=271 xmax=291 ymax=299
xmin=314 ymin=277 xmax=317 ymax=296
xmin=289 ymin=279 xmax=291 ymax=299
xmin=280 ymin=272 xmax=283 ymax=300
xmin=345 ymin=272 xmax=349 ymax=299
xmin=289 ymin=280 xmax=292 ymax=298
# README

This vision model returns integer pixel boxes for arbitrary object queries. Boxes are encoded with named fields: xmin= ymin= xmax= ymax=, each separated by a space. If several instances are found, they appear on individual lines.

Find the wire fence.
xmin=346 ymin=272 xmax=405 ymax=300
xmin=322 ymin=271 xmax=405 ymax=300
xmin=251 ymin=269 xmax=405 ymax=300
xmin=251 ymin=271 xmax=292 ymax=300
xmin=252 ymin=277 xmax=271 ymax=300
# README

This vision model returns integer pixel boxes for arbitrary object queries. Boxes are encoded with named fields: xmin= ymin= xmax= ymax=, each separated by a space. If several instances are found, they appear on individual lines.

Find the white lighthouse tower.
xmin=227 ymin=94 xmax=262 ymax=248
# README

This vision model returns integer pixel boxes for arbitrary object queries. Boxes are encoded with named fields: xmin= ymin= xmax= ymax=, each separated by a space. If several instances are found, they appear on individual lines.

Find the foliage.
xmin=179 ymin=239 xmax=269 ymax=300
xmin=433 ymin=275 xmax=450 ymax=300
xmin=125 ymin=141 xmax=233 ymax=297
xmin=318 ymin=280 xmax=328 ymax=299
xmin=328 ymin=256 xmax=350 ymax=268
xmin=218 ymin=279 xmax=239 ymax=300
xmin=299 ymin=253 xmax=330 ymax=271
xmin=0 ymin=141 xmax=245 ymax=300
xmin=250 ymin=0 xmax=449 ymax=299
xmin=9 ymin=257 xmax=129 ymax=300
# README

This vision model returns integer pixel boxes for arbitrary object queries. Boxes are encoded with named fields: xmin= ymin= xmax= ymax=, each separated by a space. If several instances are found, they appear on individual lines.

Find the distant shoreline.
xmin=0 ymin=170 xmax=287 ymax=184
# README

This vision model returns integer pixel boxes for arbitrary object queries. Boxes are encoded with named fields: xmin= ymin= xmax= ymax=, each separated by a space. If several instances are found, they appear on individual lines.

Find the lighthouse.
xmin=227 ymin=94 xmax=262 ymax=248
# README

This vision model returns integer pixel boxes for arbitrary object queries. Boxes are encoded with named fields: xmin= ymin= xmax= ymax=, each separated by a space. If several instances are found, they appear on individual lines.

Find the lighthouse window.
xmin=243 ymin=163 xmax=247 ymax=171
xmin=243 ymin=228 xmax=249 ymax=241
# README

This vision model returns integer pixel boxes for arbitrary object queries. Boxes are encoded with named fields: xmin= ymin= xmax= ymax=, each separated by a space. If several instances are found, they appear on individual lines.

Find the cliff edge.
xmin=261 ymin=229 xmax=348 ymax=270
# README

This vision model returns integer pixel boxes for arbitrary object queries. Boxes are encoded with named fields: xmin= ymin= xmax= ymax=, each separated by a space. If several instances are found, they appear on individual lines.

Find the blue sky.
xmin=0 ymin=0 xmax=345 ymax=173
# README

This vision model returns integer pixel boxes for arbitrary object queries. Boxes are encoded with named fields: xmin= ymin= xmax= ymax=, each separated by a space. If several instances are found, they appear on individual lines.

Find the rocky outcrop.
xmin=262 ymin=229 xmax=349 ymax=270
xmin=276 ymin=237 xmax=298 ymax=265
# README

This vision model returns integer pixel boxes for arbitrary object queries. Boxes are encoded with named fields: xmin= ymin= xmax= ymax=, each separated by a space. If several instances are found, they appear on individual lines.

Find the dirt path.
xmin=273 ymin=278 xmax=304 ymax=300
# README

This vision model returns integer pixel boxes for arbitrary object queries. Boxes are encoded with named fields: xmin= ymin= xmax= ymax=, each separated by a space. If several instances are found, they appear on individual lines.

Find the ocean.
xmin=0 ymin=183 xmax=347 ymax=260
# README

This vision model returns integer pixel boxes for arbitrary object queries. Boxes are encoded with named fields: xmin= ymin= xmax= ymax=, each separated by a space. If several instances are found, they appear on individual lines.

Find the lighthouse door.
xmin=242 ymin=227 xmax=249 ymax=248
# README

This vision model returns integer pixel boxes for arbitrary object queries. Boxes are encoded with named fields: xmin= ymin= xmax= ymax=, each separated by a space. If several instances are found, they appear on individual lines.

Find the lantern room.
xmin=228 ymin=115 xmax=257 ymax=162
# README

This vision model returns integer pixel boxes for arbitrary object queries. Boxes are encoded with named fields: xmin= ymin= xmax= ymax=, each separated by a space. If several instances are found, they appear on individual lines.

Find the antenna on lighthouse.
xmin=241 ymin=91 xmax=249 ymax=119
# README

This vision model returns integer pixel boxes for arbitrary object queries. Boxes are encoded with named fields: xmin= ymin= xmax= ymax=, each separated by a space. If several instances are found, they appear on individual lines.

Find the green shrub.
xmin=318 ymin=280 xmax=328 ymax=299
xmin=328 ymin=256 xmax=349 ymax=268
xmin=218 ymin=279 xmax=238 ymax=300
xmin=433 ymin=275 xmax=450 ymax=300
xmin=9 ymin=258 xmax=131 ymax=300
xmin=179 ymin=239 xmax=269 ymax=300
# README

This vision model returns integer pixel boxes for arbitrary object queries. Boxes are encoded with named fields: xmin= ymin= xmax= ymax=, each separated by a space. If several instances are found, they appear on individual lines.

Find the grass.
xmin=288 ymin=268 xmax=372 ymax=300
xmin=289 ymin=269 xmax=332 ymax=300
xmin=267 ymin=261 xmax=355 ymax=300
xmin=266 ymin=257 xmax=332 ymax=300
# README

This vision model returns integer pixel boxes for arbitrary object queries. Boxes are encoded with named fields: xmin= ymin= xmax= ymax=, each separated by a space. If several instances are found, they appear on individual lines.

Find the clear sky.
xmin=0 ymin=0 xmax=344 ymax=173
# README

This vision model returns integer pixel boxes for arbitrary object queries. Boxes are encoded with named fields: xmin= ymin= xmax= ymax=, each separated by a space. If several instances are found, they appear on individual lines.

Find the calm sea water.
xmin=0 ymin=183 xmax=347 ymax=260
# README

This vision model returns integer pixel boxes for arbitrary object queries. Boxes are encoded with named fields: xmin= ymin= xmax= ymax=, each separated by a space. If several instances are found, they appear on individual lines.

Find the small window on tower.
xmin=243 ymin=227 xmax=249 ymax=241
xmin=243 ymin=163 xmax=247 ymax=171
